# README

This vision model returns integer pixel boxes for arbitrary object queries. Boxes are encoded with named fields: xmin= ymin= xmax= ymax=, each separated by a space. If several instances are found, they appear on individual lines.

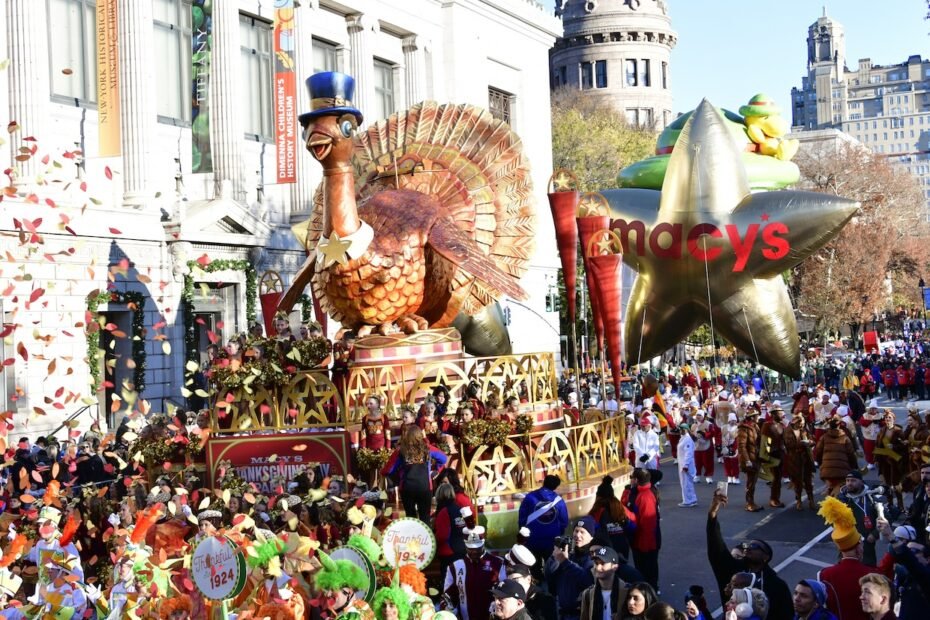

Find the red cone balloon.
xmin=548 ymin=191 xmax=579 ymax=322
xmin=260 ymin=292 xmax=283 ymax=335
xmin=588 ymin=253 xmax=624 ymax=394
xmin=577 ymin=216 xmax=610 ymax=355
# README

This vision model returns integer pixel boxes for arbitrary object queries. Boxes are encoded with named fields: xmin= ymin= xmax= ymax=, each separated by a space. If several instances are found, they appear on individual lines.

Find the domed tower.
xmin=550 ymin=0 xmax=677 ymax=129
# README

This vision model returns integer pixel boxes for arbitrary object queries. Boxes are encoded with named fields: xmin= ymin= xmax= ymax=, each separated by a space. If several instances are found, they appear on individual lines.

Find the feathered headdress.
xmin=818 ymin=496 xmax=861 ymax=551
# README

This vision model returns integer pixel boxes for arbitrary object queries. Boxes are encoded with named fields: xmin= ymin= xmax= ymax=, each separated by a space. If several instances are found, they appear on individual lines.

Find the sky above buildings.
xmin=544 ymin=0 xmax=930 ymax=117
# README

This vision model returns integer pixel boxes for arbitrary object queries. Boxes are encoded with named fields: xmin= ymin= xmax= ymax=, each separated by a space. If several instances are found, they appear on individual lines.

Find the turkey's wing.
xmin=428 ymin=218 xmax=527 ymax=302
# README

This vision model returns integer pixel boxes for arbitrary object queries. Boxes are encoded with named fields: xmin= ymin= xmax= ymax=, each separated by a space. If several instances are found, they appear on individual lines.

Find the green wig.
xmin=314 ymin=551 xmax=369 ymax=593
xmin=347 ymin=533 xmax=382 ymax=564
xmin=246 ymin=537 xmax=286 ymax=569
xmin=372 ymin=585 xmax=411 ymax=620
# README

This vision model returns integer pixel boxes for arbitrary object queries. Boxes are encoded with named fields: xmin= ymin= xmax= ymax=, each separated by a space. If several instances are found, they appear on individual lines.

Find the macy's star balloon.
xmin=601 ymin=100 xmax=858 ymax=377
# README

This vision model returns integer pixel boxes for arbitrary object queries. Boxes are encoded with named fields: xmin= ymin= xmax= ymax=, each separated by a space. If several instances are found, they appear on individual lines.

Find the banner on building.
xmin=96 ymin=0 xmax=120 ymax=157
xmin=191 ymin=0 xmax=213 ymax=173
xmin=273 ymin=0 xmax=297 ymax=184
xmin=205 ymin=431 xmax=350 ymax=493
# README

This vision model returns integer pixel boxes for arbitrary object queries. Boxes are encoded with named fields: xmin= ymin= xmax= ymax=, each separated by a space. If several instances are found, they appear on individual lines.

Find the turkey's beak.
xmin=307 ymin=132 xmax=333 ymax=161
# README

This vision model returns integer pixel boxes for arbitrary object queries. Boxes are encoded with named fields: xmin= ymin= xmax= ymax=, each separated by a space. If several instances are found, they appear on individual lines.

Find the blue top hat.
xmin=298 ymin=71 xmax=364 ymax=126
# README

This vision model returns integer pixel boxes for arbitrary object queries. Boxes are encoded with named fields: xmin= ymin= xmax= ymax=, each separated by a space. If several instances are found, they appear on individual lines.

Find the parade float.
xmin=206 ymin=72 xmax=631 ymax=548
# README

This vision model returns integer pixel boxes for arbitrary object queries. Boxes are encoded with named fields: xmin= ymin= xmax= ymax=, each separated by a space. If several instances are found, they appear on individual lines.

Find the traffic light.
xmin=546 ymin=294 xmax=553 ymax=312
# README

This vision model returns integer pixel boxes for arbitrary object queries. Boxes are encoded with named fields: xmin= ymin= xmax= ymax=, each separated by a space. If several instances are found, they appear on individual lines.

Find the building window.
xmin=661 ymin=62 xmax=668 ymax=89
xmin=581 ymin=62 xmax=593 ymax=90
xmin=313 ymin=38 xmax=339 ymax=74
xmin=240 ymin=14 xmax=274 ymax=140
xmin=154 ymin=0 xmax=192 ymax=123
xmin=625 ymin=59 xmax=637 ymax=86
xmin=639 ymin=59 xmax=651 ymax=87
xmin=595 ymin=60 xmax=607 ymax=88
xmin=372 ymin=59 xmax=396 ymax=122
xmin=556 ymin=65 xmax=567 ymax=87
xmin=47 ymin=0 xmax=97 ymax=105
xmin=625 ymin=108 xmax=653 ymax=128
xmin=488 ymin=87 xmax=514 ymax=124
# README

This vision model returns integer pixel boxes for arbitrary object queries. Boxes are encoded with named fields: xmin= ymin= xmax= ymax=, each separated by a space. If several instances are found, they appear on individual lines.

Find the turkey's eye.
xmin=340 ymin=119 xmax=356 ymax=138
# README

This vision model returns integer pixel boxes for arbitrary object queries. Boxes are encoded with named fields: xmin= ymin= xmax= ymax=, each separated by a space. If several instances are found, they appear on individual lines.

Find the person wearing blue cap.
xmin=792 ymin=579 xmax=837 ymax=620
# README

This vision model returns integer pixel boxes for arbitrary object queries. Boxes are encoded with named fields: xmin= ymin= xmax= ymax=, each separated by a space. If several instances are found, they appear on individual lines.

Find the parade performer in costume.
xmin=738 ymin=407 xmax=763 ymax=512
xmin=26 ymin=506 xmax=84 ymax=609
xmin=632 ymin=416 xmax=661 ymax=472
xmin=373 ymin=584 xmax=412 ymax=620
xmin=0 ymin=568 xmax=23 ymax=620
xmin=875 ymin=409 xmax=907 ymax=510
xmin=314 ymin=550 xmax=374 ymax=620
xmin=859 ymin=399 xmax=882 ymax=470
xmin=817 ymin=497 xmax=872 ymax=620
xmin=721 ymin=413 xmax=741 ymax=485
xmin=443 ymin=526 xmax=506 ymax=620
xmin=239 ymin=531 xmax=308 ymax=620
xmin=902 ymin=407 xmax=928 ymax=494
xmin=784 ymin=410 xmax=817 ymax=510
xmin=692 ymin=411 xmax=717 ymax=485
xmin=759 ymin=405 xmax=787 ymax=508
xmin=815 ymin=415 xmax=858 ymax=497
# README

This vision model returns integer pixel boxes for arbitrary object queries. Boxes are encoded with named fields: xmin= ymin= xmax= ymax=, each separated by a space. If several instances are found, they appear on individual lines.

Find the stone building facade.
xmin=791 ymin=9 xmax=930 ymax=216
xmin=549 ymin=0 xmax=676 ymax=129
xmin=0 ymin=0 xmax=561 ymax=436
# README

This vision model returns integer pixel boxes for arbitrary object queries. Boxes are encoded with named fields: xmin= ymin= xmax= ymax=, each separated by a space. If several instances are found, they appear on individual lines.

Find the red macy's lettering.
xmin=609 ymin=219 xmax=790 ymax=272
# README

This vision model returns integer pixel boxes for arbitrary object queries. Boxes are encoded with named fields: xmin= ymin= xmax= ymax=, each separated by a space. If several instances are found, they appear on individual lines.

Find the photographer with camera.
xmin=545 ymin=517 xmax=597 ymax=620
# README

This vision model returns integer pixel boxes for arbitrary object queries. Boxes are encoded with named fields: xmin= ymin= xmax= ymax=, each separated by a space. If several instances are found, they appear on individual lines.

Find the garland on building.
xmin=181 ymin=259 xmax=257 ymax=366
xmin=86 ymin=290 xmax=147 ymax=395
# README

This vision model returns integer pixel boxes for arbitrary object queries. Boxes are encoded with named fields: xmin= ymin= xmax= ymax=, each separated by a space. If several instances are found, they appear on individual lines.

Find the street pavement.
xmin=651 ymin=395 xmax=919 ymax=616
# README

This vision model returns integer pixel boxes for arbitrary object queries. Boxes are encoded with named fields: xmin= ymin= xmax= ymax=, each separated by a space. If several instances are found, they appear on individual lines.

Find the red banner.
xmin=273 ymin=1 xmax=297 ymax=184
xmin=205 ymin=431 xmax=350 ymax=493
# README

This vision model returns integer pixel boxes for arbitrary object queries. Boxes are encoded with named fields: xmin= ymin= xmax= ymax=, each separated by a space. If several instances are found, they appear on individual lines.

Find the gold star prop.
xmin=602 ymin=100 xmax=859 ymax=377
xmin=317 ymin=233 xmax=352 ymax=269
xmin=552 ymin=170 xmax=574 ymax=191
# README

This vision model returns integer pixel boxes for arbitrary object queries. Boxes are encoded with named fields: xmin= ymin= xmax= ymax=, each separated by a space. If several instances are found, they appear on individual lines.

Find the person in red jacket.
xmin=898 ymin=364 xmax=911 ymax=400
xmin=882 ymin=367 xmax=896 ymax=401
xmin=625 ymin=468 xmax=661 ymax=591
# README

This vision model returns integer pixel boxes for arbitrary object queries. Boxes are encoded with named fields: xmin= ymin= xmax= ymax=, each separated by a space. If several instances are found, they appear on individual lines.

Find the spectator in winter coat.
xmin=792 ymin=579 xmax=837 ymax=620
xmin=588 ymin=475 xmax=634 ymax=560
xmin=627 ymin=469 xmax=661 ymax=590
xmin=545 ymin=517 xmax=596 ymax=620
xmin=518 ymin=474 xmax=569 ymax=574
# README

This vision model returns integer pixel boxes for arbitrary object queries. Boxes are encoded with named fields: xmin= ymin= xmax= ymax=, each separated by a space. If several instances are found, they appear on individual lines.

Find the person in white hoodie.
xmin=677 ymin=423 xmax=697 ymax=507
xmin=721 ymin=412 xmax=742 ymax=485
xmin=859 ymin=399 xmax=883 ymax=470
xmin=632 ymin=416 xmax=661 ymax=471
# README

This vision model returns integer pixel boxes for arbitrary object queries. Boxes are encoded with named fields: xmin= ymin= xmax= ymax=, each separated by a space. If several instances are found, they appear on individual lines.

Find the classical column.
xmin=118 ymin=0 xmax=157 ymax=208
xmin=210 ymin=0 xmax=245 ymax=200
xmin=345 ymin=13 xmax=376 ymax=122
xmin=7 ymin=0 xmax=49 ymax=185
xmin=403 ymin=35 xmax=425 ymax=107
xmin=0 ymin=1 xmax=10 ymax=176
xmin=290 ymin=0 xmax=318 ymax=219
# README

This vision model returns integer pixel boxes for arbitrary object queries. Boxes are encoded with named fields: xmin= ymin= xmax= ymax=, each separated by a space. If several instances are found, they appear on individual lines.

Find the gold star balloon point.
xmin=603 ymin=100 xmax=858 ymax=377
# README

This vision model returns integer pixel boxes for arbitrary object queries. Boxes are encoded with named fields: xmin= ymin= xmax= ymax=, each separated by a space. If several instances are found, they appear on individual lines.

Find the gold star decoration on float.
xmin=599 ymin=100 xmax=859 ymax=376
xmin=316 ymin=233 xmax=352 ymax=269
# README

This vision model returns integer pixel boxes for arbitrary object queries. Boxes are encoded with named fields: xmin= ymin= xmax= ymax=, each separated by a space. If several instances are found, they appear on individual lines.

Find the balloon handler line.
xmin=742 ymin=305 xmax=767 ymax=395
xmin=702 ymin=235 xmax=720 ymax=371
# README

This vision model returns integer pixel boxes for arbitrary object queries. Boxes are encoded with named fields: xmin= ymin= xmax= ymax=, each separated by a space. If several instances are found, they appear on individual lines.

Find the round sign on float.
xmin=191 ymin=536 xmax=247 ymax=601
xmin=380 ymin=518 xmax=437 ymax=570
xmin=330 ymin=546 xmax=377 ymax=602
